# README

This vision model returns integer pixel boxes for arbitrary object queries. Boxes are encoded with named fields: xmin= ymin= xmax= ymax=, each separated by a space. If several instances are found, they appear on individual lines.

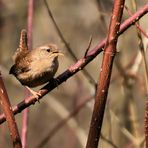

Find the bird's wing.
xmin=10 ymin=52 xmax=33 ymax=75
xmin=9 ymin=63 xmax=31 ymax=75
xmin=13 ymin=29 xmax=29 ymax=63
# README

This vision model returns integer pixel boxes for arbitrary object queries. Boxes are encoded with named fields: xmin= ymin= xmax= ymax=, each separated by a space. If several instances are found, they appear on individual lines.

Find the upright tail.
xmin=19 ymin=29 xmax=28 ymax=50
xmin=12 ymin=29 xmax=28 ymax=62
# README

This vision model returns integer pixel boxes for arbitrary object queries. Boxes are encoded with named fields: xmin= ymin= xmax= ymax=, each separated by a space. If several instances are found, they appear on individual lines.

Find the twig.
xmin=124 ymin=5 xmax=148 ymax=38
xmin=145 ymin=98 xmax=148 ymax=148
xmin=137 ymin=23 xmax=148 ymax=95
xmin=130 ymin=1 xmax=148 ymax=147
xmin=110 ymin=109 xmax=145 ymax=146
xmin=0 ymin=3 xmax=147 ymax=124
xmin=101 ymin=134 xmax=118 ymax=148
xmin=43 ymin=0 xmax=96 ymax=86
xmin=135 ymin=10 xmax=148 ymax=148
xmin=43 ymin=0 xmax=78 ymax=61
xmin=115 ymin=55 xmax=142 ymax=147
xmin=21 ymin=1 xmax=34 ymax=148
xmin=27 ymin=0 xmax=34 ymax=50
xmin=143 ymin=44 xmax=148 ymax=93
xmin=36 ymin=96 xmax=93 ymax=148
xmin=86 ymin=0 xmax=125 ymax=147
xmin=95 ymin=0 xmax=108 ymax=33
xmin=36 ymin=95 xmax=118 ymax=148
xmin=0 ymin=72 xmax=22 ymax=147
xmin=84 ymin=36 xmax=93 ymax=58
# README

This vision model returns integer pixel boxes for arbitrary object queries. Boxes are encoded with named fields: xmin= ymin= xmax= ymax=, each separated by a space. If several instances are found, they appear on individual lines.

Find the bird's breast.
xmin=16 ymin=58 xmax=59 ymax=87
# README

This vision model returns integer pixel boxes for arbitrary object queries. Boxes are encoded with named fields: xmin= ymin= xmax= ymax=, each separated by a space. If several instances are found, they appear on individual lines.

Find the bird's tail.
xmin=19 ymin=29 xmax=28 ymax=50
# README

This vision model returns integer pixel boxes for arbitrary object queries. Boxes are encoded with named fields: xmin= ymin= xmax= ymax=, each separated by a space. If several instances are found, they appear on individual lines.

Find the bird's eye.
xmin=46 ymin=48 xmax=51 ymax=52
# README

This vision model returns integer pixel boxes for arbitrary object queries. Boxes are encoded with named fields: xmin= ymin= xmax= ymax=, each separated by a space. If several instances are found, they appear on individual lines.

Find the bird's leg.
xmin=25 ymin=86 xmax=41 ymax=102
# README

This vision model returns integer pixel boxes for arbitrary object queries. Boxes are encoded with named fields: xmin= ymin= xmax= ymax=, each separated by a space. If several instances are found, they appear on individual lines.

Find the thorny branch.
xmin=86 ymin=0 xmax=125 ymax=147
xmin=124 ymin=5 xmax=148 ymax=38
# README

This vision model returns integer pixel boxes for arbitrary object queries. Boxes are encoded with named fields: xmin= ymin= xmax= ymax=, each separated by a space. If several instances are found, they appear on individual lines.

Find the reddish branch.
xmin=0 ymin=3 xmax=147 ymax=125
xmin=125 ymin=5 xmax=148 ymax=38
xmin=27 ymin=0 xmax=34 ymax=50
xmin=21 ymin=1 xmax=34 ymax=148
xmin=0 ymin=72 xmax=22 ymax=147
xmin=145 ymin=99 xmax=148 ymax=148
xmin=86 ymin=0 xmax=125 ymax=147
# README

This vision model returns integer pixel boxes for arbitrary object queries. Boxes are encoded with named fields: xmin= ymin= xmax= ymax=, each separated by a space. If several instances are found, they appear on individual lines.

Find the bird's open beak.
xmin=53 ymin=50 xmax=64 ymax=56
xmin=58 ymin=52 xmax=64 ymax=56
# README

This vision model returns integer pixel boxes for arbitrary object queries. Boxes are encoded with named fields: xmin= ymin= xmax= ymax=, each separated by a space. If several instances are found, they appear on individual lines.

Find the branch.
xmin=125 ymin=5 xmax=148 ymax=38
xmin=145 ymin=98 xmax=148 ymax=148
xmin=21 ymin=0 xmax=34 ymax=148
xmin=84 ymin=36 xmax=93 ymax=58
xmin=36 ymin=96 xmax=93 ymax=148
xmin=86 ymin=0 xmax=125 ymax=147
xmin=0 ymin=3 xmax=147 ymax=124
xmin=0 ymin=72 xmax=22 ymax=147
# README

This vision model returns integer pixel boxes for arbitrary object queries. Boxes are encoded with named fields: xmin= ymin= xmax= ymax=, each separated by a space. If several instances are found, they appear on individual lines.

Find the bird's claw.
xmin=25 ymin=86 xmax=41 ymax=103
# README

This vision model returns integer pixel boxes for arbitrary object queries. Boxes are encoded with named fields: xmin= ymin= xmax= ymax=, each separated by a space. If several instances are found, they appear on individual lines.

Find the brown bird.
xmin=9 ymin=29 xmax=63 ymax=99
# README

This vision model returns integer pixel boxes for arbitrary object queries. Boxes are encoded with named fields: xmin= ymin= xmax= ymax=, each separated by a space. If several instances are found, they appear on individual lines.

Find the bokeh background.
xmin=0 ymin=0 xmax=148 ymax=147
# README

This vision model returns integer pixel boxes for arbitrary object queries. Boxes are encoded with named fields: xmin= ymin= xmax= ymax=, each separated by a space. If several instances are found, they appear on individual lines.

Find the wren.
xmin=9 ymin=29 xmax=63 ymax=99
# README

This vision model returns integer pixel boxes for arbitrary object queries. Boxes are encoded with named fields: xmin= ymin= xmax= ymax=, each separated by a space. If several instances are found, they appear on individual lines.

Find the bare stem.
xmin=36 ymin=96 xmax=93 ymax=148
xmin=0 ymin=72 xmax=22 ymax=147
xmin=21 ymin=1 xmax=34 ymax=148
xmin=124 ymin=5 xmax=148 ymax=38
xmin=86 ymin=0 xmax=125 ymax=147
